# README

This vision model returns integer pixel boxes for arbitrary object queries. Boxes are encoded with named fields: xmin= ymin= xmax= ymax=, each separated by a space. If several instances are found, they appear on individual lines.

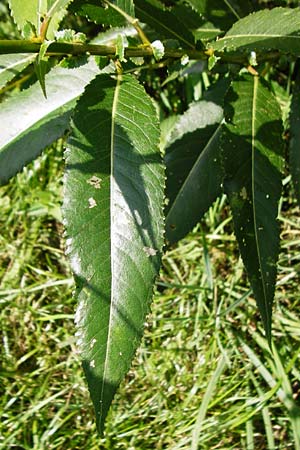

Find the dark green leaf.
xmin=212 ymin=7 xmax=300 ymax=57
xmin=222 ymin=75 xmax=284 ymax=341
xmin=289 ymin=72 xmax=300 ymax=205
xmin=134 ymin=0 xmax=195 ymax=48
xmin=0 ymin=57 xmax=102 ymax=185
xmin=63 ymin=73 xmax=164 ymax=434
xmin=185 ymin=0 xmax=253 ymax=32
xmin=165 ymin=100 xmax=224 ymax=243
xmin=70 ymin=0 xmax=127 ymax=27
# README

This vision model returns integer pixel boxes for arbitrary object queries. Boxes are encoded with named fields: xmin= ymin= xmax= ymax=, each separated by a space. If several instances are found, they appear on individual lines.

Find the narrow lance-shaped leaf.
xmin=222 ymin=75 xmax=284 ymax=341
xmin=63 ymin=73 xmax=164 ymax=433
xmin=212 ymin=7 xmax=300 ymax=57
xmin=0 ymin=57 xmax=102 ymax=185
xmin=165 ymin=101 xmax=224 ymax=244
xmin=289 ymin=72 xmax=300 ymax=206
xmin=0 ymin=53 xmax=35 ymax=90
xmin=34 ymin=40 xmax=53 ymax=98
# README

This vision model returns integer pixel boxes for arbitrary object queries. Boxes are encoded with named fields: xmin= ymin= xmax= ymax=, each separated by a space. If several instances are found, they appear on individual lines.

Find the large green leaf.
xmin=0 ymin=57 xmax=102 ymax=185
xmin=0 ymin=53 xmax=35 ymax=90
xmin=222 ymin=75 xmax=284 ymax=341
xmin=289 ymin=73 xmax=300 ymax=206
xmin=212 ymin=7 xmax=300 ymax=56
xmin=63 ymin=73 xmax=164 ymax=434
xmin=165 ymin=101 xmax=224 ymax=243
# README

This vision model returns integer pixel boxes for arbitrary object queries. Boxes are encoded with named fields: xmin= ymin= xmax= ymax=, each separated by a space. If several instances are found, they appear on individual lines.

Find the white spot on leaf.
xmin=90 ymin=338 xmax=97 ymax=349
xmin=70 ymin=254 xmax=81 ymax=275
xmin=90 ymin=359 xmax=95 ymax=368
xmin=75 ymin=299 xmax=85 ymax=325
xmin=65 ymin=237 xmax=72 ymax=247
xmin=87 ymin=175 xmax=102 ymax=189
xmin=240 ymin=187 xmax=247 ymax=200
xmin=143 ymin=246 xmax=157 ymax=257
xmin=88 ymin=197 xmax=97 ymax=208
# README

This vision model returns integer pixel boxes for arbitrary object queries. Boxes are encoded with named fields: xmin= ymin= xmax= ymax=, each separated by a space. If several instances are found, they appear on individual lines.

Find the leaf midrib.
xmin=99 ymin=72 xmax=122 ymax=420
xmin=0 ymin=54 xmax=35 ymax=75
xmin=251 ymin=75 xmax=270 ymax=326
xmin=221 ymin=34 xmax=300 ymax=40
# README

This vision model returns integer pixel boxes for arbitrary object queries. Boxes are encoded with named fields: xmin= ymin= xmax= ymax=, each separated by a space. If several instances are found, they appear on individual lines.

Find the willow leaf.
xmin=165 ymin=101 xmax=224 ymax=243
xmin=185 ymin=0 xmax=241 ymax=31
xmin=187 ymin=1 xmax=254 ymax=41
xmin=70 ymin=0 xmax=125 ymax=26
xmin=0 ymin=57 xmax=101 ymax=185
xmin=289 ymin=73 xmax=300 ymax=206
xmin=63 ymin=73 xmax=164 ymax=434
xmin=9 ymin=0 xmax=74 ymax=38
xmin=0 ymin=53 xmax=35 ymax=90
xmin=222 ymin=76 xmax=284 ymax=341
xmin=212 ymin=7 xmax=300 ymax=56
xmin=134 ymin=0 xmax=195 ymax=48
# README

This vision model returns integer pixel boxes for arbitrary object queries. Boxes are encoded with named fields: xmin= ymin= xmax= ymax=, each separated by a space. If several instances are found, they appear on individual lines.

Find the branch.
xmin=0 ymin=40 xmax=206 ymax=59
xmin=0 ymin=40 xmax=281 ymax=66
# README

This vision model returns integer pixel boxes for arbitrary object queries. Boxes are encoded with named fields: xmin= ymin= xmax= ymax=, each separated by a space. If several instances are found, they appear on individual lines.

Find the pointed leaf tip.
xmin=222 ymin=76 xmax=284 ymax=340
xmin=63 ymin=73 xmax=165 ymax=432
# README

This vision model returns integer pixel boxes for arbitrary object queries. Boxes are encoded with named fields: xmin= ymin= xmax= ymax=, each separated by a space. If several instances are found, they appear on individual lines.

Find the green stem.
xmin=104 ymin=0 xmax=150 ymax=46
xmin=0 ymin=40 xmax=282 ymax=66
xmin=0 ymin=39 xmax=206 ymax=59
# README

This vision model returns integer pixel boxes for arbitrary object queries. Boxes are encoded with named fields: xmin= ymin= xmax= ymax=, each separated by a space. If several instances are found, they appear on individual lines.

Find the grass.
xmin=1 ymin=143 xmax=300 ymax=449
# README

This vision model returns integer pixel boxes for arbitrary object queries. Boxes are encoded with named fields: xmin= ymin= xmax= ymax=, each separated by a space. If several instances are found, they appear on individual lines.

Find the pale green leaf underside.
xmin=63 ymin=73 xmax=164 ymax=434
xmin=112 ymin=0 xmax=135 ymax=16
xmin=166 ymin=124 xmax=223 ymax=243
xmin=0 ymin=53 xmax=35 ymax=90
xmin=165 ymin=101 xmax=224 ymax=243
xmin=212 ymin=7 xmax=300 ymax=56
xmin=222 ymin=76 xmax=284 ymax=341
xmin=0 ymin=57 xmax=101 ymax=185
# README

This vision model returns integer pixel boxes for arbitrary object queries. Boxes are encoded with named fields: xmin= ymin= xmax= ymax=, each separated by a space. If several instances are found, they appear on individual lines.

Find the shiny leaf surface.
xmin=0 ymin=57 xmax=101 ymax=185
xmin=212 ymin=7 xmax=300 ymax=56
xmin=165 ymin=101 xmax=224 ymax=243
xmin=222 ymin=75 xmax=284 ymax=341
xmin=63 ymin=73 xmax=164 ymax=434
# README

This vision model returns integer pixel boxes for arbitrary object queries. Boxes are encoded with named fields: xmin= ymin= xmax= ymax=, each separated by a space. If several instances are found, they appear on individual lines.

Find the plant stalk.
xmin=0 ymin=40 xmax=281 ymax=66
